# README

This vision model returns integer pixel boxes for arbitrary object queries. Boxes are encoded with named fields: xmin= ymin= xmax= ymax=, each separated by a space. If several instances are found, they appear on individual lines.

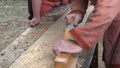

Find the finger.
xmin=66 ymin=15 xmax=72 ymax=25
xmin=60 ymin=46 xmax=82 ymax=53
xmin=53 ymin=47 xmax=60 ymax=55
xmin=53 ymin=40 xmax=62 ymax=55
xmin=61 ymin=40 xmax=82 ymax=53
xmin=74 ymin=15 xmax=81 ymax=26
xmin=65 ymin=18 xmax=69 ymax=26
xmin=74 ymin=17 xmax=80 ymax=26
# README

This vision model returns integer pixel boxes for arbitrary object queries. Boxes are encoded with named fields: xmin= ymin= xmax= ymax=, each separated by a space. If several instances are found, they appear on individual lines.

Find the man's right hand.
xmin=65 ymin=13 xmax=82 ymax=26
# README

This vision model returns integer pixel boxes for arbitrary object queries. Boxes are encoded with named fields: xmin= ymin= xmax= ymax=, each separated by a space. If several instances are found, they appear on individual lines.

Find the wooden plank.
xmin=81 ymin=46 xmax=96 ymax=68
xmin=0 ymin=12 xmax=68 ymax=68
xmin=10 ymin=5 xmax=95 ymax=68
xmin=0 ymin=4 xmax=71 ymax=68
xmin=9 ymin=13 xmax=67 ymax=68
xmin=0 ymin=3 xmax=71 ymax=68
xmin=0 ymin=20 xmax=55 ymax=68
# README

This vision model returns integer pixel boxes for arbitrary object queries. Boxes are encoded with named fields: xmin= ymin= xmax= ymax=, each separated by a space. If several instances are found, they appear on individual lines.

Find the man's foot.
xmin=28 ymin=18 xmax=40 ymax=27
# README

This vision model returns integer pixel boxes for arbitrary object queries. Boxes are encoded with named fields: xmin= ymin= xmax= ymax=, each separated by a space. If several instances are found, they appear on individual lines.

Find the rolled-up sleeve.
xmin=70 ymin=0 xmax=120 ymax=51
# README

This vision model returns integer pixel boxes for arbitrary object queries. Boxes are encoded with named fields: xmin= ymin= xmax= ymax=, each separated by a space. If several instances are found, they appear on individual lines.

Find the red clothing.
xmin=69 ymin=0 xmax=120 ymax=68
xmin=40 ymin=0 xmax=68 ymax=16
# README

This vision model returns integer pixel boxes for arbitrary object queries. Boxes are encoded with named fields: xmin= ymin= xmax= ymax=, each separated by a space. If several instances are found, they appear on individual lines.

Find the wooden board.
xmin=10 ymin=13 xmax=67 ymax=68
xmin=10 ymin=5 xmax=95 ymax=68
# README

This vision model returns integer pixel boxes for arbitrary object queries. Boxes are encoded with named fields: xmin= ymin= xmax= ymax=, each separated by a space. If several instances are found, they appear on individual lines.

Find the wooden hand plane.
xmin=54 ymin=17 xmax=75 ymax=68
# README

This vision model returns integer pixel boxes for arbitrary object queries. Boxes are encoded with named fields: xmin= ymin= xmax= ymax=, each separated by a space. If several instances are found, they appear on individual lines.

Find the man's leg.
xmin=28 ymin=0 xmax=33 ymax=20
xmin=103 ymin=11 xmax=120 ymax=68
xmin=28 ymin=0 xmax=42 ymax=27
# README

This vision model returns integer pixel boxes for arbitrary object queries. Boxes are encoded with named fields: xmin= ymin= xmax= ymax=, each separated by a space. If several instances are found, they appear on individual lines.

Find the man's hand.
xmin=53 ymin=40 xmax=82 ymax=55
xmin=65 ymin=13 xmax=82 ymax=26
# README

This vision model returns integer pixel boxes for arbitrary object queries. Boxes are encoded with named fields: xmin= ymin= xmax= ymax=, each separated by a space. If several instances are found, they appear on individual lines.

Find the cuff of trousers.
xmin=69 ymin=28 xmax=90 ymax=51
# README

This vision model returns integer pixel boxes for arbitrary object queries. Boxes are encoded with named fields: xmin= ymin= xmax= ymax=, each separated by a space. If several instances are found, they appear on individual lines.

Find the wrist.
xmin=68 ymin=9 xmax=84 ymax=23
xmin=68 ymin=9 xmax=85 ymax=16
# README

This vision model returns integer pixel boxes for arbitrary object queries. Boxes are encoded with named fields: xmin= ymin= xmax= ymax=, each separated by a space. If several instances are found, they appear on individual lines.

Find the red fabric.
xmin=40 ymin=0 xmax=68 ymax=16
xmin=62 ymin=0 xmax=68 ymax=4
xmin=103 ymin=13 xmax=120 ymax=67
xmin=69 ymin=0 xmax=120 ymax=50
xmin=40 ymin=4 xmax=52 ymax=16
xmin=70 ymin=29 xmax=90 ymax=51
xmin=69 ymin=0 xmax=120 ymax=67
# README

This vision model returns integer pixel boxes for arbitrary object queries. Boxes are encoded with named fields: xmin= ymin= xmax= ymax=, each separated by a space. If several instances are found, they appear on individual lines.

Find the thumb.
xmin=74 ymin=14 xmax=82 ymax=26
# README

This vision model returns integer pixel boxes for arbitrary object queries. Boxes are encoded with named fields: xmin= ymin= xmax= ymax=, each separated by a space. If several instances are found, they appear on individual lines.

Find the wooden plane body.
xmin=54 ymin=17 xmax=75 ymax=68
xmin=54 ymin=53 xmax=72 ymax=68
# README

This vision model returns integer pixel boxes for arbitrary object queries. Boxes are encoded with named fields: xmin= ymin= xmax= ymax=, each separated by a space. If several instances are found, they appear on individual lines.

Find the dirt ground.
xmin=0 ymin=0 xmax=28 ymax=52
xmin=0 ymin=0 xmax=70 ymax=52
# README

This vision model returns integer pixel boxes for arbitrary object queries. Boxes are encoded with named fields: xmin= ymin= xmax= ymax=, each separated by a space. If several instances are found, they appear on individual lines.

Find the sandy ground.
xmin=0 ymin=0 xmax=70 ymax=52
xmin=0 ymin=0 xmax=28 ymax=52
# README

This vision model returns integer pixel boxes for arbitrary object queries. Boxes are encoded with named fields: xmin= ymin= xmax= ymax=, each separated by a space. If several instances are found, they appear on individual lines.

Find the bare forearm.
xmin=32 ymin=0 xmax=42 ymax=17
